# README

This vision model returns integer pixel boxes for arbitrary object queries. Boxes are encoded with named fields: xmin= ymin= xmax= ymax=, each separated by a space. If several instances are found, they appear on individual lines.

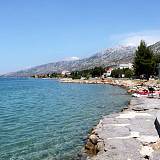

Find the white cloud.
xmin=110 ymin=30 xmax=160 ymax=46
xmin=63 ymin=56 xmax=80 ymax=61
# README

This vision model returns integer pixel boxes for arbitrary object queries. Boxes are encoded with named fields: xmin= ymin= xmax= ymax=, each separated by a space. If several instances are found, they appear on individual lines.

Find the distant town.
xmin=31 ymin=62 xmax=134 ymax=79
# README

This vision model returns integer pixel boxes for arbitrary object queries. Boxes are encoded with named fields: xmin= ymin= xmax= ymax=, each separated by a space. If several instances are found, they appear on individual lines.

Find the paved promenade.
xmin=87 ymin=98 xmax=160 ymax=160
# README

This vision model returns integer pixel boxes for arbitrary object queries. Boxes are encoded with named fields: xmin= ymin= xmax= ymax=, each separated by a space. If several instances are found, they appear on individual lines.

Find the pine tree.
xmin=133 ymin=40 xmax=156 ymax=80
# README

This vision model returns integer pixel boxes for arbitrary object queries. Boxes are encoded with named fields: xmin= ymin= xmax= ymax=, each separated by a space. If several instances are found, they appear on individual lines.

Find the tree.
xmin=111 ymin=68 xmax=123 ymax=78
xmin=70 ymin=71 xmax=81 ymax=79
xmin=91 ymin=66 xmax=105 ymax=77
xmin=111 ymin=68 xmax=133 ymax=78
xmin=154 ymin=54 xmax=160 ymax=76
xmin=124 ymin=68 xmax=133 ymax=78
xmin=133 ymin=40 xmax=156 ymax=80
xmin=155 ymin=54 xmax=160 ymax=64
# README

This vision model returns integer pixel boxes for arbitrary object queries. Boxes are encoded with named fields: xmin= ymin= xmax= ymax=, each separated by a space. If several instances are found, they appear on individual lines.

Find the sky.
xmin=0 ymin=0 xmax=160 ymax=74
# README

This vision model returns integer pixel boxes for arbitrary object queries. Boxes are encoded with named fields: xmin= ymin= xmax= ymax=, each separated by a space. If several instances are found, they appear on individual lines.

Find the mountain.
xmin=149 ymin=41 xmax=160 ymax=54
xmin=4 ymin=41 xmax=160 ymax=77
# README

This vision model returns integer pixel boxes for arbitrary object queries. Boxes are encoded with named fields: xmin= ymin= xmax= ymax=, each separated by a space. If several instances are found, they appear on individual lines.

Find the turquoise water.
xmin=0 ymin=78 xmax=130 ymax=160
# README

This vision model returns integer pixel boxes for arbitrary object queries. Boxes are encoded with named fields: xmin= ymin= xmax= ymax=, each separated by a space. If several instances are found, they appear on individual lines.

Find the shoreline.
xmin=39 ymin=77 xmax=160 ymax=159
xmin=83 ymin=97 xmax=160 ymax=160
xmin=67 ymin=78 xmax=160 ymax=160
xmin=59 ymin=78 xmax=159 ymax=88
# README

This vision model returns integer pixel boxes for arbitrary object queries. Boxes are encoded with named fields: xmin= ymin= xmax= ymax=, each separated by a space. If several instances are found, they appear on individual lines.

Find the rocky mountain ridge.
xmin=149 ymin=41 xmax=160 ymax=54
xmin=4 ymin=42 xmax=160 ymax=77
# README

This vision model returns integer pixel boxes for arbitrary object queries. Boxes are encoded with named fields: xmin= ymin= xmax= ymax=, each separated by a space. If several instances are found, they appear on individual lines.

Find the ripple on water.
xmin=0 ymin=78 xmax=130 ymax=160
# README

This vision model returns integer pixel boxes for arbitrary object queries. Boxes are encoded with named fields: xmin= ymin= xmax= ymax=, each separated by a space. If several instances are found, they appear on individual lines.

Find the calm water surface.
xmin=0 ymin=78 xmax=130 ymax=160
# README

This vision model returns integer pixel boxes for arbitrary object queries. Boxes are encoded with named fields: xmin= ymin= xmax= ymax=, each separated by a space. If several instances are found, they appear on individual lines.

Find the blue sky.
xmin=0 ymin=0 xmax=160 ymax=74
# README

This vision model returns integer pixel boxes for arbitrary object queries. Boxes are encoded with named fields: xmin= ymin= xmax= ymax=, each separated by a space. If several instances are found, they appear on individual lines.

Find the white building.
xmin=102 ymin=67 xmax=113 ymax=78
xmin=61 ymin=70 xmax=71 ymax=75
xmin=118 ymin=63 xmax=133 ymax=69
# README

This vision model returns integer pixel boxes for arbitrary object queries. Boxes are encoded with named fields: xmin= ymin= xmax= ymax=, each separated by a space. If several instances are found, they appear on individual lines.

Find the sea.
xmin=0 ymin=78 xmax=130 ymax=160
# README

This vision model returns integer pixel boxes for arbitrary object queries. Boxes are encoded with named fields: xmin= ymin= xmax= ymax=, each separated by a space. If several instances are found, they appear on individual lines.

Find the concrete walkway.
xmin=88 ymin=98 xmax=160 ymax=160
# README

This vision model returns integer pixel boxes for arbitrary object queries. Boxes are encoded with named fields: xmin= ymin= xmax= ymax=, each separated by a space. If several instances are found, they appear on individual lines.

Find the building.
xmin=102 ymin=67 xmax=113 ymax=78
xmin=118 ymin=63 xmax=133 ymax=69
xmin=61 ymin=70 xmax=71 ymax=76
xmin=105 ymin=67 xmax=113 ymax=77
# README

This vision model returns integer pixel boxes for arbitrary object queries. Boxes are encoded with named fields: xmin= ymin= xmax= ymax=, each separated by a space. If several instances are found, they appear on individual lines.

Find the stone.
xmin=85 ymin=140 xmax=98 ymax=155
xmin=132 ymin=107 xmax=148 ymax=111
xmin=137 ymin=135 xmax=159 ymax=143
xmin=151 ymin=139 xmax=160 ymax=150
xmin=140 ymin=146 xmax=154 ymax=157
xmin=89 ymin=134 xmax=98 ymax=145
xmin=121 ymin=106 xmax=129 ymax=112
xmin=97 ymin=141 xmax=105 ymax=152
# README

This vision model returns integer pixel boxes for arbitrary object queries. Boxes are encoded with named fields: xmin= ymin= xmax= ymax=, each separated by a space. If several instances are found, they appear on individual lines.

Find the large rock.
xmin=89 ymin=134 xmax=98 ymax=145
xmin=85 ymin=139 xmax=98 ymax=155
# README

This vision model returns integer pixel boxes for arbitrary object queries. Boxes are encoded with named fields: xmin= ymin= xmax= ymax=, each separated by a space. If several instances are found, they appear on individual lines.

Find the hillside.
xmin=149 ymin=41 xmax=160 ymax=54
xmin=4 ymin=41 xmax=160 ymax=77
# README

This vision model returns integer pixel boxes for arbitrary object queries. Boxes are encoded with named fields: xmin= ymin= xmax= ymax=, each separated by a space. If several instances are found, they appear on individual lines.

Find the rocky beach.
xmin=60 ymin=78 xmax=160 ymax=160
xmin=83 ymin=79 xmax=160 ymax=160
xmin=84 ymin=97 xmax=160 ymax=160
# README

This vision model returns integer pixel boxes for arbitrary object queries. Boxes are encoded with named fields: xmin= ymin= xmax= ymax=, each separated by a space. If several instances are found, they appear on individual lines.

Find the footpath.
xmin=85 ymin=97 xmax=160 ymax=160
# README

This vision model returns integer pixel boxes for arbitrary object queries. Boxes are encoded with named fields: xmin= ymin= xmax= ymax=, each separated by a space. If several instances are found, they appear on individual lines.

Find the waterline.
xmin=0 ymin=78 xmax=130 ymax=159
